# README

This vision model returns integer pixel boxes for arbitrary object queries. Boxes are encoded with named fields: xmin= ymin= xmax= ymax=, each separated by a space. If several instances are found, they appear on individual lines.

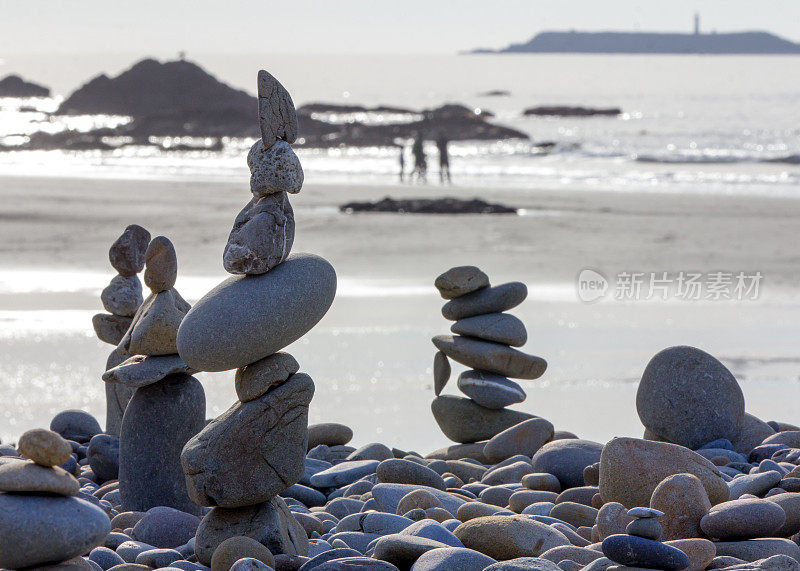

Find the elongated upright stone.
xmin=258 ymin=70 xmax=298 ymax=148
xmin=119 ymin=373 xmax=205 ymax=515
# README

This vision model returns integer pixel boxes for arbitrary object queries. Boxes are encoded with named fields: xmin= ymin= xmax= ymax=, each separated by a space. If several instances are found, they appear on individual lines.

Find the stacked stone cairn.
xmin=103 ymin=235 xmax=205 ymax=515
xmin=0 ymin=428 xmax=110 ymax=568
xmin=601 ymin=507 xmax=691 ymax=570
xmin=174 ymin=70 xmax=337 ymax=566
xmin=430 ymin=266 xmax=549 ymax=451
xmin=92 ymin=224 xmax=150 ymax=436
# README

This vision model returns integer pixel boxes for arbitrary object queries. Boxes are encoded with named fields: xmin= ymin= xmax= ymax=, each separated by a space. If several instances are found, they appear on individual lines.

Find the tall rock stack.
xmin=175 ymin=70 xmax=337 ymax=566
xmin=92 ymin=224 xmax=151 ymax=436
xmin=103 ymin=235 xmax=205 ymax=515
xmin=430 ymin=266 xmax=547 ymax=444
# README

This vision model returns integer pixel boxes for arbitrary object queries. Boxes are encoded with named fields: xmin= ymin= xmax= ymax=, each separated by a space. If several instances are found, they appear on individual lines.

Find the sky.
xmin=1 ymin=0 xmax=799 ymax=55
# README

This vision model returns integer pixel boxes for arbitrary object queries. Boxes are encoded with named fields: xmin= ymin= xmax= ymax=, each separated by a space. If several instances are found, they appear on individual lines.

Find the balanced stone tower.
xmin=430 ymin=266 xmax=547 ymax=444
xmin=103 ymin=235 xmax=205 ymax=514
xmin=92 ymin=224 xmax=151 ymax=436
xmin=175 ymin=70 xmax=337 ymax=566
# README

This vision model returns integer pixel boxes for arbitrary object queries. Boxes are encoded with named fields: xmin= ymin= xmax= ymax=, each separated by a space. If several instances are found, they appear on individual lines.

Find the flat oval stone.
xmin=700 ymin=498 xmax=786 ymax=540
xmin=432 ymin=335 xmax=546 ymax=380
xmin=0 ymin=458 xmax=80 ymax=495
xmin=434 ymin=266 xmax=490 ymax=300
xmin=0 ymin=495 xmax=111 ymax=569
xmin=601 ymin=534 xmax=689 ymax=570
xmin=177 ymin=253 xmax=337 ymax=371
xmin=18 ymin=428 xmax=72 ymax=467
xmin=431 ymin=395 xmax=535 ymax=443
xmin=411 ymin=546 xmax=496 ymax=570
xmin=457 ymin=370 xmax=527 ymax=409
xmin=484 ymin=417 xmax=554 ymax=463
xmin=308 ymin=423 xmax=353 ymax=449
xmin=441 ymin=282 xmax=527 ymax=321
xmin=103 ymin=354 xmax=196 ymax=388
xmin=532 ymin=439 xmax=604 ymax=489
xmin=454 ymin=515 xmax=570 ymax=559
xmin=309 ymin=460 xmax=379 ymax=488
xmin=451 ymin=313 xmax=527 ymax=347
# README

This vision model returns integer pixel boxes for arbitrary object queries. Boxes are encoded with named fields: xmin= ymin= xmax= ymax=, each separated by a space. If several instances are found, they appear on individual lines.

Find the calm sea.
xmin=1 ymin=52 xmax=799 ymax=195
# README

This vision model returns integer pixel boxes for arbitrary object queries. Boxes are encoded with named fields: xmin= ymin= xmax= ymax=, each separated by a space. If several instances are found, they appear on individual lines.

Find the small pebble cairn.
xmin=601 ymin=507 xmax=691 ymax=570
xmin=173 ymin=70 xmax=337 ymax=566
xmin=92 ymin=224 xmax=150 ymax=436
xmin=429 ymin=266 xmax=548 ymax=445
xmin=103 ymin=235 xmax=206 ymax=514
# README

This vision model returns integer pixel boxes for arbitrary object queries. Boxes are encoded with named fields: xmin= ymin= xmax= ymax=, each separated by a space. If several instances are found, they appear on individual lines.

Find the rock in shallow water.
xmin=0 ymin=494 xmax=111 ymax=569
xmin=119 ymin=374 xmax=205 ymax=515
xmin=432 ymin=335 xmax=546 ymax=380
xmin=177 ymin=253 xmax=336 ymax=372
xmin=636 ymin=345 xmax=745 ymax=450
xmin=182 ymin=373 xmax=313 ymax=508
xmin=194 ymin=496 xmax=308 ymax=566
xmin=431 ymin=395 xmax=535 ymax=444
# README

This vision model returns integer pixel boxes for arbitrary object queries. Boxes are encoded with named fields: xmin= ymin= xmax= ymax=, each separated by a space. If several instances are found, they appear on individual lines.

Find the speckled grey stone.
xmin=182 ymin=373 xmax=312 ymax=508
xmin=94 ymin=314 xmax=133 ymax=345
xmin=177 ymin=253 xmax=336 ymax=372
xmin=109 ymin=225 xmax=151 ymax=277
xmin=102 ymin=275 xmax=143 ymax=317
xmin=432 ymin=335 xmax=546 ymax=380
xmin=223 ymin=192 xmax=295 ymax=275
xmin=257 ymin=70 xmax=298 ymax=148
xmin=0 ymin=494 xmax=111 ymax=569
xmin=247 ymin=139 xmax=303 ymax=197
xmin=119 ymin=374 xmax=205 ymax=515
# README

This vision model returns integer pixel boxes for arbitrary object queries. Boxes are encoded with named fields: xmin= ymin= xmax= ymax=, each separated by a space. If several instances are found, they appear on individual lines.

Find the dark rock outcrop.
xmin=524 ymin=106 xmax=621 ymax=117
xmin=0 ymin=74 xmax=51 ymax=97
xmin=340 ymin=197 xmax=518 ymax=215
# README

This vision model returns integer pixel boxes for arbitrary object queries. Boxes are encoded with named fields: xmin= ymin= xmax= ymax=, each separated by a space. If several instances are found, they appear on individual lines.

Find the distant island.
xmin=470 ymin=19 xmax=800 ymax=55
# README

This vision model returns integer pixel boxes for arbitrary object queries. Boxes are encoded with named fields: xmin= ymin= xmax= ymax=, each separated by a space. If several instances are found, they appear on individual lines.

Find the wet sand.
xmin=1 ymin=175 xmax=800 ymax=447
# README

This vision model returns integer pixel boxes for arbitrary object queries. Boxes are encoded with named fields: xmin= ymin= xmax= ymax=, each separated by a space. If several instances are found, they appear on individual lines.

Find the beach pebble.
xmin=400 ymin=519 xmax=464 ymax=548
xmin=135 ymin=548 xmax=183 ymax=568
xmin=247 ymin=140 xmax=303 ymax=197
xmin=103 ymin=354 xmax=196 ymax=388
xmin=663 ymin=538 xmax=716 ymax=571
xmin=649 ymin=473 xmax=711 ymax=540
xmin=194 ymin=497 xmax=308 ymax=566
xmin=183 ymin=374 xmax=312 ymax=508
xmin=601 ymin=534 xmax=690 ymax=570
xmin=531 ymin=439 xmax=603 ymax=489
xmin=229 ymin=557 xmax=273 ymax=571
xmin=396 ymin=489 xmax=443 ymax=514
xmin=441 ymin=282 xmax=526 ymax=320
xmin=434 ymin=266 xmax=489 ymax=300
xmin=346 ymin=442 xmax=394 ymax=462
xmin=132 ymin=506 xmax=201 ymax=549
xmin=457 ymin=370 xmax=527 ymax=410
xmin=110 ymin=225 xmax=151 ymax=277
xmin=539 ymin=545 xmax=603 ymax=565
xmin=713 ymin=538 xmax=800 ymax=562
xmin=433 ymin=351 xmax=450 ymax=396
xmin=521 ymin=473 xmax=562 ymax=493
xmin=372 ymin=483 xmax=467 ymax=516
xmin=410 ymin=546 xmax=496 ymax=570
xmin=210 ymin=536 xmax=275 ymax=571
xmin=728 ymin=470 xmax=783 ymax=499
xmin=482 ymin=461 xmax=535 ymax=485
xmin=310 ymin=459 xmax=379 ymax=488
xmin=377 ymin=458 xmax=446 ymax=490
xmin=118 ymin=289 xmax=190 ymax=356
xmin=766 ymin=492 xmax=800 ymax=536
xmin=18 ymin=427 xmax=73 ymax=466
xmin=0 ymin=494 xmax=111 ymax=569
xmin=257 ymin=69 xmax=298 ymax=148
xmin=595 ymin=502 xmax=635 ymax=540
xmin=373 ymin=534 xmax=450 ymax=568
xmin=90 ymin=546 xmax=126 ymax=570
xmin=432 ymin=335 xmax=546 ymax=379
xmin=119 ymin=374 xmax=205 ymax=514
xmin=732 ymin=413 xmax=775 ymax=455
xmin=102 ymin=275 xmax=144 ymax=317
xmin=0 ymin=458 xmax=80 ymax=495
xmin=224 ymin=193 xmax=295 ymax=275
xmin=431 ymin=395 xmax=534 ymax=443
xmin=307 ymin=423 xmax=353 ymax=449
xmin=700 ymin=498 xmax=786 ymax=540
xmin=116 ymin=541 xmax=158 ymax=563
xmin=93 ymin=314 xmax=134 ymax=345
xmin=484 ymin=417 xmax=554 ymax=462
xmin=598 ymin=437 xmax=730 ymax=508
xmin=454 ymin=515 xmax=570 ymax=559
xmin=626 ymin=517 xmax=662 ymax=540
xmin=484 ymin=559 xmax=562 ymax=570
xmin=550 ymin=502 xmax=599 ymax=528
xmin=451 ymin=313 xmax=527 ymax=347
xmin=50 ymin=409 xmax=102 ymax=443
xmin=87 ymin=434 xmax=120 ymax=482
xmin=337 ymin=512 xmax=413 ymax=535
xmin=178 ymin=253 xmax=336 ymax=371
xmin=144 ymin=236 xmax=178 ymax=293
xmin=636 ymin=346 xmax=745 ymax=450
xmin=235 ymin=352 xmax=299 ymax=403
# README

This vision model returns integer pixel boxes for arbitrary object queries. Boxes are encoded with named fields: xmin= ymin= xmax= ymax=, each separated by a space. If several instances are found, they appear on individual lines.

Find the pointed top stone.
xmin=109 ymin=224 xmax=151 ymax=276
xmin=144 ymin=236 xmax=178 ymax=293
xmin=257 ymin=70 xmax=298 ymax=148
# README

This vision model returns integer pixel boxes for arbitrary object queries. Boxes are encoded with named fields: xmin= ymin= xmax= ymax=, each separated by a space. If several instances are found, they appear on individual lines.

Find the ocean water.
xmin=1 ymin=53 xmax=799 ymax=195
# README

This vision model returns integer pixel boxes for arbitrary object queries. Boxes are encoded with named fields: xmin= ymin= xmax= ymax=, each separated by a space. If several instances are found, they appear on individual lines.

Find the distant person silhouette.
xmin=411 ymin=133 xmax=427 ymax=183
xmin=437 ymin=133 xmax=451 ymax=184
xmin=398 ymin=144 xmax=406 ymax=182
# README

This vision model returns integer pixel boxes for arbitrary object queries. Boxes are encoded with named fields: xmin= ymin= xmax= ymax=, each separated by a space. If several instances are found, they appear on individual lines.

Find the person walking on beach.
xmin=411 ymin=133 xmax=427 ymax=183
xmin=437 ymin=132 xmax=451 ymax=184
xmin=398 ymin=144 xmax=406 ymax=182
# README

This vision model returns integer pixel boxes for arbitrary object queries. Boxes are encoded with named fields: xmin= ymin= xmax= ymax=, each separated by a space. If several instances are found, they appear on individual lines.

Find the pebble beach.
xmin=2 ymin=67 xmax=800 ymax=571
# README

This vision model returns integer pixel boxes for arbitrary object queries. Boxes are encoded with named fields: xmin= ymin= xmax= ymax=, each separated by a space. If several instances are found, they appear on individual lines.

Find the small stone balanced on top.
xmin=92 ymin=224 xmax=150 ymax=436
xmin=430 ymin=266 xmax=547 ymax=444
xmin=103 ymin=235 xmax=205 ymax=515
xmin=175 ymin=70 xmax=336 ymax=566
